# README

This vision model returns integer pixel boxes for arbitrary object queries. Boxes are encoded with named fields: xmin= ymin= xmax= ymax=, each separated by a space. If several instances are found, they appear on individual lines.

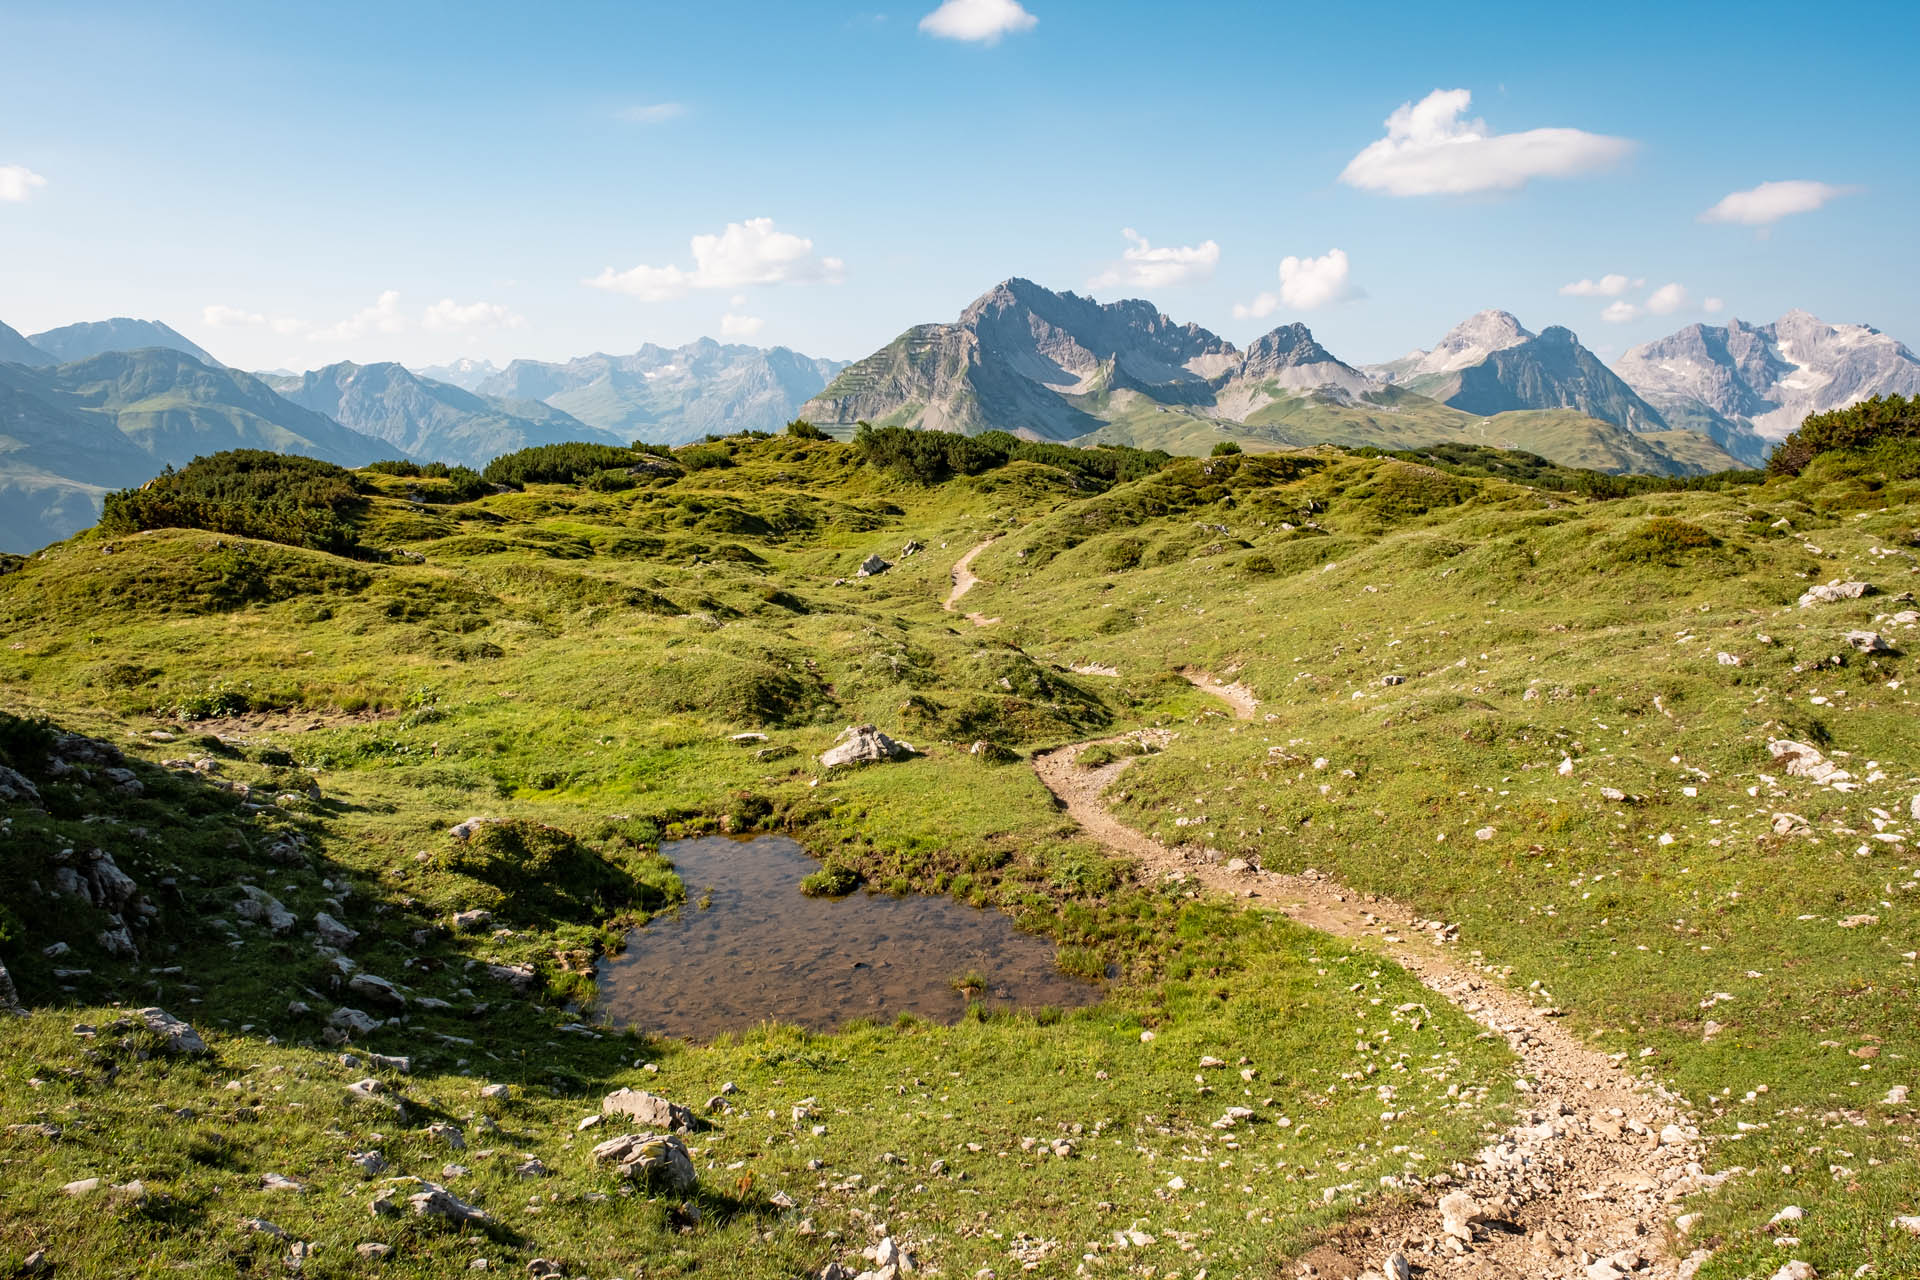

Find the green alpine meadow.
xmin=2 ymin=397 xmax=1917 ymax=1278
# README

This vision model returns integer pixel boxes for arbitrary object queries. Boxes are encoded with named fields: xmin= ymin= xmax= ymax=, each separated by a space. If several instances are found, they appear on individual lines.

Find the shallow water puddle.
xmin=597 ymin=834 xmax=1099 ymax=1039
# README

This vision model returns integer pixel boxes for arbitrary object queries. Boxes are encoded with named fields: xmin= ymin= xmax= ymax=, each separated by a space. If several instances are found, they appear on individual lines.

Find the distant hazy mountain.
xmin=0 ymin=319 xmax=55 ymax=367
xmin=1366 ymin=310 xmax=1534 ymax=389
xmin=1615 ymin=311 xmax=1920 ymax=448
xmin=413 ymin=357 xmax=501 ymax=392
xmin=477 ymin=339 xmax=847 ymax=445
xmin=28 ymin=318 xmax=221 ymax=367
xmin=1368 ymin=311 xmax=1672 ymax=437
xmin=269 ymin=361 xmax=613 ymax=469
xmin=0 ymin=349 xmax=388 ymax=553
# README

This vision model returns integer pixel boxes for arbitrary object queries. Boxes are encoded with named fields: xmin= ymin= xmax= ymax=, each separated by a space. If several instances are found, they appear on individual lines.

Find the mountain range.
xmin=264 ymin=362 xmax=613 ymax=468
xmin=0 ymin=349 xmax=390 ymax=552
xmin=3 ymin=291 xmax=1915 ymax=555
xmin=470 ymin=340 xmax=849 ymax=445
xmin=797 ymin=281 xmax=1750 ymax=472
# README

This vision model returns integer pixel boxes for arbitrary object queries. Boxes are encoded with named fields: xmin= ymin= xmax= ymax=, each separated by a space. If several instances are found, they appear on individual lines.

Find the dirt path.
xmin=943 ymin=537 xmax=999 ymax=627
xmin=1175 ymin=666 xmax=1259 ymax=720
xmin=1032 ymin=681 xmax=1719 ymax=1280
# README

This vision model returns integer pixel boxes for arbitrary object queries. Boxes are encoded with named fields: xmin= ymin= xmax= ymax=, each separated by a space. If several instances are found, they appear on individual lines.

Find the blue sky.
xmin=2 ymin=0 xmax=1915 ymax=372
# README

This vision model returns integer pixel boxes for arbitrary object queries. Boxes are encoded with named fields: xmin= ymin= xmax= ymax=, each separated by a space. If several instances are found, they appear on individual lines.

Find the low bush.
xmin=100 ymin=451 xmax=367 ymax=554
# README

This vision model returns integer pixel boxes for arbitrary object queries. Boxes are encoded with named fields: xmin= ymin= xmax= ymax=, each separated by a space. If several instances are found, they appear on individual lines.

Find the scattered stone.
xmin=483 ymin=963 xmax=536 ymax=993
xmin=64 ymin=1177 xmax=101 ymax=1196
xmin=1798 ymin=580 xmax=1872 ymax=607
xmin=356 ymin=1243 xmax=393 ymax=1262
xmin=1771 ymin=1263 xmax=1816 ymax=1280
xmin=819 ymin=724 xmax=915 ymax=770
xmin=514 ymin=1157 xmax=549 ymax=1179
xmin=348 ymin=973 xmax=407 ymax=1007
xmin=591 ymin=1132 xmax=697 ymax=1193
xmin=1768 ymin=740 xmax=1853 ymax=788
xmin=349 ymin=1150 xmax=388 ymax=1175
xmin=602 ymin=1088 xmax=696 ymax=1133
xmin=235 ymin=885 xmax=296 ymax=934
xmin=0 ymin=764 xmax=41 ymax=806
xmin=447 ymin=817 xmax=500 ymax=841
xmin=1845 ymin=630 xmax=1895 ymax=654
xmin=261 ymin=1172 xmax=305 ymax=1193
xmin=427 ymin=1122 xmax=466 ymax=1150
xmin=328 ymin=1008 xmax=380 ymax=1039
xmin=241 ymin=1217 xmax=287 ymax=1238
xmin=1380 ymin=675 xmax=1406 ymax=686
xmin=452 ymin=909 xmax=493 ymax=932
xmin=1439 ymin=1189 xmax=1483 ymax=1241
xmin=138 ymin=1007 xmax=209 ymax=1055
xmin=479 ymin=1083 xmax=512 ymax=1100
xmin=1382 ymin=1252 xmax=1411 ymax=1280
xmin=314 ymin=913 xmax=360 ymax=948
xmin=407 ymin=1181 xmax=489 ymax=1224
xmin=855 ymin=554 xmax=891 ymax=578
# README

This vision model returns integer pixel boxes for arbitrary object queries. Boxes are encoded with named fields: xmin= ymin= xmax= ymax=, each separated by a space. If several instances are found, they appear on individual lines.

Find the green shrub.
xmin=678 ymin=445 xmax=734 ymax=471
xmin=786 ymin=419 xmax=830 ymax=441
xmin=482 ymin=443 xmax=642 ymax=487
xmin=100 ymin=450 xmax=367 ymax=554
xmin=1770 ymin=394 xmax=1920 ymax=477
xmin=1211 ymin=440 xmax=1244 ymax=456
xmin=1611 ymin=516 xmax=1723 ymax=567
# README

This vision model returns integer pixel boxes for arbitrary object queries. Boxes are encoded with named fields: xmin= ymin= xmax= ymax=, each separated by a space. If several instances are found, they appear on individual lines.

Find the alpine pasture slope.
xmin=0 ymin=422 xmax=1916 ymax=1280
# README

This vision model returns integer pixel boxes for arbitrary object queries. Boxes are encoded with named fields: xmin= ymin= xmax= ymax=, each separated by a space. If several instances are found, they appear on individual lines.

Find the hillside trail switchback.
xmin=944 ymin=537 xmax=1000 ymax=626
xmin=1031 ymin=673 xmax=1723 ymax=1280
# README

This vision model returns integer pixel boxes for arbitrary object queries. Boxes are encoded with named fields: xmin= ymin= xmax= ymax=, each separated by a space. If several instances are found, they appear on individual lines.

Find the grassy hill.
xmin=1076 ymin=389 xmax=1744 ymax=477
xmin=0 ymin=430 xmax=1914 ymax=1278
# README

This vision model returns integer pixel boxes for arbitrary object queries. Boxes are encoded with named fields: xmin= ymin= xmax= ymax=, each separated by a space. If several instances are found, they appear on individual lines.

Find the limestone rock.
xmin=855 ymin=554 xmax=891 ymax=578
xmin=1798 ymin=580 xmax=1871 ymax=607
xmin=819 ymin=724 xmax=915 ymax=770
xmin=592 ymin=1132 xmax=697 ymax=1193
xmin=138 ymin=1007 xmax=209 ymax=1055
xmin=329 ymin=1007 xmax=381 ymax=1039
xmin=348 ymin=973 xmax=406 ymax=1008
xmin=483 ymin=963 xmax=536 ymax=993
xmin=315 ymin=913 xmax=360 ymax=948
xmin=1438 ymin=1189 xmax=1483 ymax=1241
xmin=447 ymin=816 xmax=501 ymax=841
xmin=601 ymin=1088 xmax=696 ymax=1134
xmin=1767 ymin=740 xmax=1852 ymax=788
xmin=407 ymin=1181 xmax=488 ymax=1223
xmin=0 ymin=958 xmax=21 ymax=1012
xmin=0 ymin=764 xmax=41 ymax=806
xmin=1845 ymin=629 xmax=1895 ymax=653
xmin=451 ymin=909 xmax=493 ymax=932
xmin=236 ymin=885 xmax=296 ymax=934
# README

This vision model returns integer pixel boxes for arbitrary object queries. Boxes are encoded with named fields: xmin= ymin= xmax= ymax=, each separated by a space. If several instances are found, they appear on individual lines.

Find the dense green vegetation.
xmin=4 ymin=427 xmax=1918 ymax=1278
xmin=1769 ymin=393 xmax=1920 ymax=478
xmin=98 ymin=450 xmax=368 ymax=555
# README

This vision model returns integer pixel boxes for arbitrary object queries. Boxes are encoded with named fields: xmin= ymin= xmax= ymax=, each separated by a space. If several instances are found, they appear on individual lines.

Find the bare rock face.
xmin=0 ymin=958 xmax=21 ymax=1012
xmin=819 ymin=725 xmax=915 ymax=770
xmin=601 ymin=1088 xmax=696 ymax=1134
xmin=0 ymin=764 xmax=41 ymax=807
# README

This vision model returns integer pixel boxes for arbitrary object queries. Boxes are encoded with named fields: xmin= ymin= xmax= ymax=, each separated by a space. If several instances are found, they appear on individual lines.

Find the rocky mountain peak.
xmin=1416 ymin=309 xmax=1535 ymax=376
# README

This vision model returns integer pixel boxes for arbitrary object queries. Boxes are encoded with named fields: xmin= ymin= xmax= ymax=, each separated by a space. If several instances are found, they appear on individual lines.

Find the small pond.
xmin=596 ymin=834 xmax=1100 ymax=1039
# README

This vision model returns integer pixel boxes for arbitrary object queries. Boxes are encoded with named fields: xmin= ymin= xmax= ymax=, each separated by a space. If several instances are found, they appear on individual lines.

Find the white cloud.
xmin=720 ymin=313 xmax=765 ymax=338
xmin=311 ymin=290 xmax=407 ymax=343
xmin=1277 ymin=248 xmax=1357 ymax=310
xmin=919 ymin=0 xmax=1036 ymax=43
xmin=1089 ymin=228 xmax=1220 ymax=290
xmin=1339 ymin=89 xmax=1634 ymax=196
xmin=618 ymin=102 xmax=687 ymax=124
xmin=1559 ymin=273 xmax=1642 ymax=298
xmin=1644 ymin=282 xmax=1690 ymax=316
xmin=1704 ymin=296 xmax=1725 ymax=314
xmin=1699 ymin=179 xmax=1857 ymax=227
xmin=203 ymin=304 xmax=303 ymax=335
xmin=1231 ymin=292 xmax=1279 ymax=321
xmin=1232 ymin=248 xmax=1358 ymax=318
xmin=586 ymin=218 xmax=845 ymax=301
xmin=1601 ymin=300 xmax=1641 ymax=324
xmin=0 ymin=164 xmax=47 ymax=203
xmin=422 ymin=298 xmax=526 ymax=331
